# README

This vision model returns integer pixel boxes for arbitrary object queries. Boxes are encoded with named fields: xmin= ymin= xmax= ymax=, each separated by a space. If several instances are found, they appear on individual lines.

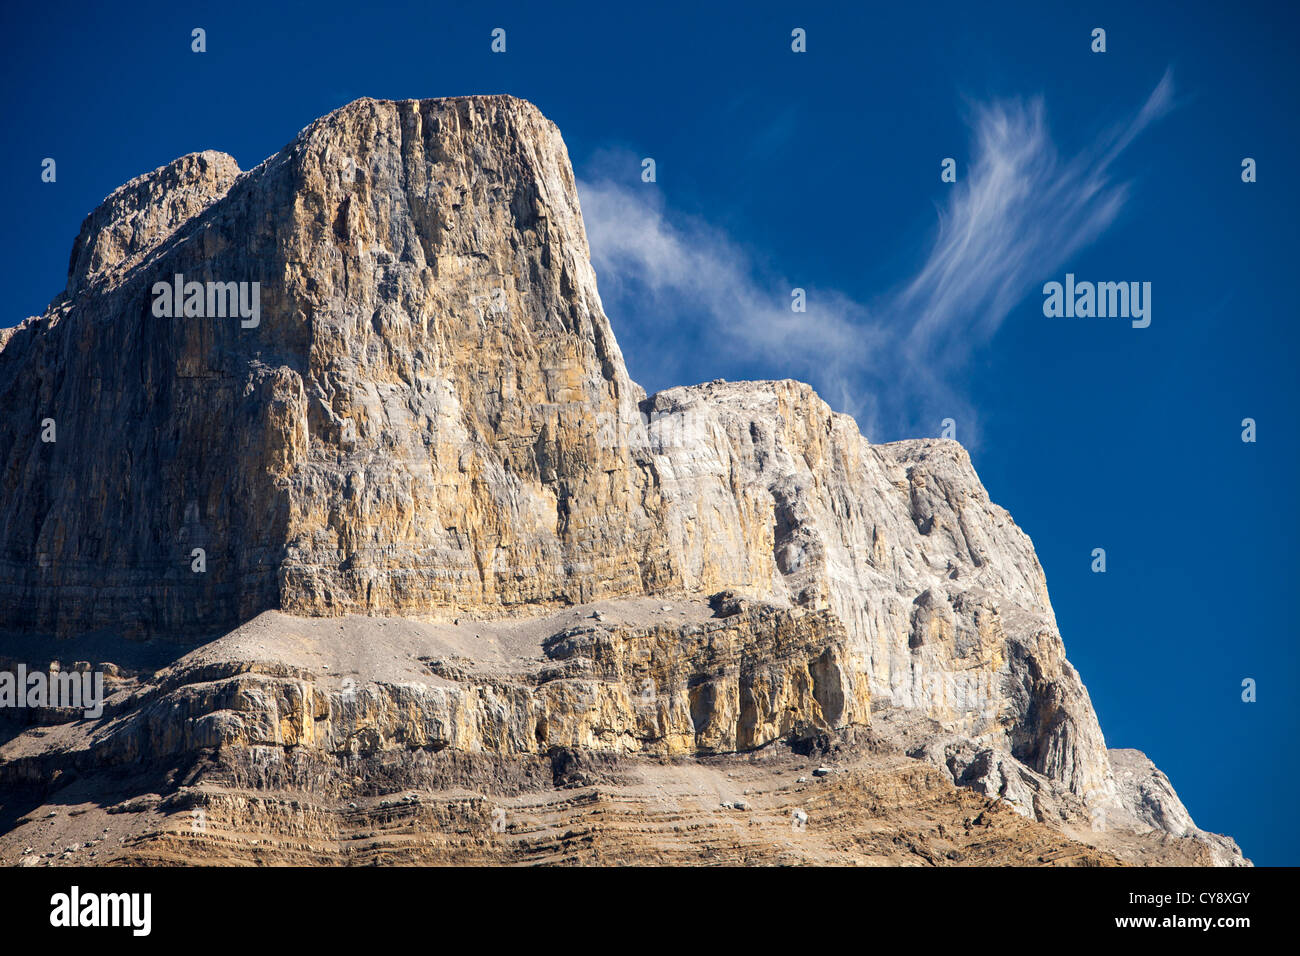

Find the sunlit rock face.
xmin=1 ymin=96 xmax=670 ymax=638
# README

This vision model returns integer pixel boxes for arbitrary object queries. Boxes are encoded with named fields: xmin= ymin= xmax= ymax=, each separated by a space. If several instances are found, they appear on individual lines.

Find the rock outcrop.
xmin=0 ymin=95 xmax=1243 ymax=865
xmin=0 ymin=602 xmax=1238 ymax=867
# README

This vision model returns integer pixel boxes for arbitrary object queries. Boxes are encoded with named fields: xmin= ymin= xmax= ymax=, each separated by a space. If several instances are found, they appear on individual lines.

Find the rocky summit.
xmin=0 ymin=95 xmax=1245 ymax=866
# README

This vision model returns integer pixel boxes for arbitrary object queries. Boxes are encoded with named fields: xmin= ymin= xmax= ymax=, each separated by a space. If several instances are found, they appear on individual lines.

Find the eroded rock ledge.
xmin=0 ymin=596 xmax=1245 ymax=866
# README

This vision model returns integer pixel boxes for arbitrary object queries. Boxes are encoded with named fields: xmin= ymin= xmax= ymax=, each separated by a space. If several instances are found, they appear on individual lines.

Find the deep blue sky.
xmin=3 ymin=1 xmax=1296 ymax=864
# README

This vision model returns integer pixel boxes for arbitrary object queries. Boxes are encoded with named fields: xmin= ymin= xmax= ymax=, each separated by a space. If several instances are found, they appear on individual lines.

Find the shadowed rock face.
xmin=0 ymin=95 xmax=1244 ymax=864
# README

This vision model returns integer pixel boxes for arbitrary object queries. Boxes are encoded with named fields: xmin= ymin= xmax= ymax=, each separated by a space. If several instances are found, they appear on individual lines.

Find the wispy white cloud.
xmin=576 ymin=176 xmax=878 ymax=367
xmin=898 ymin=70 xmax=1174 ymax=372
xmin=578 ymin=71 xmax=1174 ymax=444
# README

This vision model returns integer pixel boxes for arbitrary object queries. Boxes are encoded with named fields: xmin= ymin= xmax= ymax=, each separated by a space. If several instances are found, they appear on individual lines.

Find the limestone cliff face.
xmin=641 ymin=381 xmax=1115 ymax=805
xmin=0 ymin=601 xmax=866 ymax=774
xmin=0 ymin=95 xmax=1236 ymax=860
xmin=1 ymin=96 xmax=666 ymax=638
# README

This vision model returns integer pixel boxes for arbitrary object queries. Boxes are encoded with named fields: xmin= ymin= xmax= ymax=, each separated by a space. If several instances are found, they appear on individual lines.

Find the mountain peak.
xmin=66 ymin=149 xmax=241 ymax=298
xmin=0 ymin=96 xmax=1245 ymax=867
